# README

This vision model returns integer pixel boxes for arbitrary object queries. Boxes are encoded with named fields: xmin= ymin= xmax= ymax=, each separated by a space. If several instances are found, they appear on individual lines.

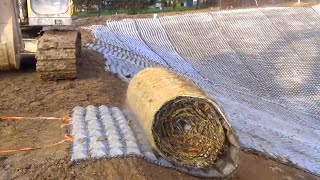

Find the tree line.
xmin=74 ymin=0 xmax=155 ymax=14
xmin=73 ymin=0 xmax=221 ymax=15
xmin=73 ymin=0 xmax=287 ymax=14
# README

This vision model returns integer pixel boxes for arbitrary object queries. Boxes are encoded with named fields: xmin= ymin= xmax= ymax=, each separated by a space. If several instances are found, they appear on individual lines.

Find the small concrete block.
xmin=113 ymin=115 xmax=124 ymax=122
xmin=86 ymin=105 xmax=97 ymax=110
xmin=136 ymin=133 xmax=147 ymax=141
xmin=103 ymin=121 xmax=116 ymax=129
xmin=72 ymin=151 xmax=88 ymax=161
xmin=206 ymin=169 xmax=222 ymax=177
xmin=110 ymin=107 xmax=121 ymax=112
xmin=74 ymin=137 xmax=88 ymax=144
xmin=85 ymin=114 xmax=98 ymax=121
xmin=72 ymin=153 xmax=88 ymax=161
xmin=139 ymin=145 xmax=153 ymax=152
xmin=108 ymin=134 xmax=121 ymax=142
xmin=123 ymin=135 xmax=136 ymax=143
xmin=87 ymin=121 xmax=102 ymax=131
xmin=109 ymin=147 xmax=124 ymax=157
xmin=105 ymin=129 xmax=119 ymax=137
xmin=98 ymin=47 xmax=104 ymax=52
xmin=88 ymin=128 xmax=103 ymax=135
xmin=158 ymin=158 xmax=173 ymax=167
xmin=71 ymin=123 xmax=86 ymax=132
xmin=109 ymin=141 xmax=123 ymax=149
xmin=95 ymin=134 xmax=108 ymax=140
xmin=71 ymin=116 xmax=86 ymax=124
xmin=87 ymin=118 xmax=100 ymax=124
xmin=144 ymin=152 xmax=157 ymax=161
xmin=85 ymin=43 xmax=93 ymax=48
xmin=71 ymin=124 xmax=87 ymax=132
xmin=119 ymin=123 xmax=130 ymax=131
xmin=123 ymin=131 xmax=135 ymax=139
xmin=99 ymin=105 xmax=110 ymax=112
xmin=175 ymin=166 xmax=188 ymax=172
xmin=126 ymin=147 xmax=141 ymax=156
xmin=72 ymin=144 xmax=88 ymax=155
xmin=125 ymin=140 xmax=138 ymax=149
xmin=100 ymin=111 xmax=112 ymax=117
xmin=86 ymin=111 xmax=98 ymax=117
xmin=89 ymin=141 xmax=107 ymax=152
xmin=72 ymin=115 xmax=85 ymax=122
xmin=109 ymin=63 xmax=117 ymax=74
xmin=89 ymin=136 xmax=106 ymax=144
xmin=116 ymin=115 xmax=127 ymax=122
xmin=91 ymin=46 xmax=99 ymax=51
xmin=188 ymin=169 xmax=205 ymax=176
xmin=114 ymin=113 xmax=126 ymax=120
xmin=91 ymin=148 xmax=108 ymax=159
xmin=72 ymin=117 xmax=85 ymax=124
xmin=72 ymin=130 xmax=88 ymax=139
xmin=73 ymin=106 xmax=85 ymax=114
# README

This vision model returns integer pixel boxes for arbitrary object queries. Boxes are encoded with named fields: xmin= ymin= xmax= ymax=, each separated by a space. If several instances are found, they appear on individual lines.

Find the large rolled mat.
xmin=127 ymin=67 xmax=240 ymax=171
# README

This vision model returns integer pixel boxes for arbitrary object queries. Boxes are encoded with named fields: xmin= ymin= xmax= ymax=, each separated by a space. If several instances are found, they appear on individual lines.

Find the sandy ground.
xmin=0 ymin=27 xmax=319 ymax=179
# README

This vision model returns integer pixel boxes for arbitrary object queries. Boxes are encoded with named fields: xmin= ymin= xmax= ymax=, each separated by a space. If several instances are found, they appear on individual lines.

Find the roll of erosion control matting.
xmin=127 ymin=67 xmax=240 ymax=171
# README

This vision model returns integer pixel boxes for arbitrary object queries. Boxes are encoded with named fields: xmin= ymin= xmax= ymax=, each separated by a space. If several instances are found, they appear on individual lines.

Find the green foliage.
xmin=74 ymin=1 xmax=196 ymax=17
xmin=127 ymin=0 xmax=146 ymax=14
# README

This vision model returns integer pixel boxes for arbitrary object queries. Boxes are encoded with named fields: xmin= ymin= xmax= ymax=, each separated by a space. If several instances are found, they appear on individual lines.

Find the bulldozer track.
xmin=35 ymin=30 xmax=81 ymax=80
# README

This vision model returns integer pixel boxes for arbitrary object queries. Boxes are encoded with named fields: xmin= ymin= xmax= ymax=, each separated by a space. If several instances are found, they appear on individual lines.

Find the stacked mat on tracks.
xmin=84 ymin=6 xmax=320 ymax=175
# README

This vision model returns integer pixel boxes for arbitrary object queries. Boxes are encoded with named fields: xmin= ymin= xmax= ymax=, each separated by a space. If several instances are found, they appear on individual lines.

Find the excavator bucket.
xmin=0 ymin=0 xmax=22 ymax=70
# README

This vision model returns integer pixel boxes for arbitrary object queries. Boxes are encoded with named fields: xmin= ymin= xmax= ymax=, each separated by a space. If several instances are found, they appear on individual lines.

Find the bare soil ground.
xmin=0 ymin=27 xmax=319 ymax=180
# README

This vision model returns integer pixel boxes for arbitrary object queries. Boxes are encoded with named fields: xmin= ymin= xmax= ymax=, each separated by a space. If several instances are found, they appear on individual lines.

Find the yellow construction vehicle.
xmin=0 ymin=0 xmax=81 ymax=80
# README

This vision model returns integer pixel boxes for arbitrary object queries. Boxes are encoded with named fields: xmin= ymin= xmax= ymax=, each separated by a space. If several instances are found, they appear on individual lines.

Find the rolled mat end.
xmin=153 ymin=96 xmax=225 ymax=168
xmin=127 ymin=67 xmax=240 ymax=173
